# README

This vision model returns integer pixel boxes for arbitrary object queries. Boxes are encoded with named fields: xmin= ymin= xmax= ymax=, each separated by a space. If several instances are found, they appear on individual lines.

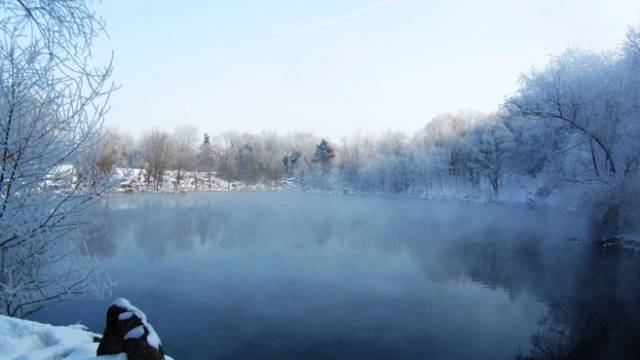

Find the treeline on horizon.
xmin=96 ymin=23 xmax=640 ymax=239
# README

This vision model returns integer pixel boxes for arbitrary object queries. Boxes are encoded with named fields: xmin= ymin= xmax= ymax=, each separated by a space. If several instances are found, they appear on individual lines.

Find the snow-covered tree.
xmin=373 ymin=131 xmax=410 ymax=193
xmin=140 ymin=130 xmax=173 ymax=191
xmin=95 ymin=128 xmax=134 ymax=176
xmin=467 ymin=117 xmax=514 ymax=195
xmin=507 ymin=50 xmax=624 ymax=180
xmin=236 ymin=142 xmax=257 ymax=185
xmin=282 ymin=150 xmax=301 ymax=178
xmin=0 ymin=0 xmax=116 ymax=317
xmin=172 ymin=125 xmax=197 ymax=189
xmin=287 ymin=132 xmax=320 ymax=186
xmin=214 ymin=132 xmax=236 ymax=189
xmin=507 ymin=43 xmax=640 ymax=237
xmin=256 ymin=131 xmax=286 ymax=184
xmin=338 ymin=133 xmax=365 ymax=190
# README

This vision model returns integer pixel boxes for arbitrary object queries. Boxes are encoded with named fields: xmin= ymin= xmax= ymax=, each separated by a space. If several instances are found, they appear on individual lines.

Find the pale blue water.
xmin=32 ymin=192 xmax=606 ymax=359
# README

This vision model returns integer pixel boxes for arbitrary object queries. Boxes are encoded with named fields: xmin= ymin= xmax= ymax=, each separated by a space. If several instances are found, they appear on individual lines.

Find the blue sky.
xmin=94 ymin=0 xmax=639 ymax=139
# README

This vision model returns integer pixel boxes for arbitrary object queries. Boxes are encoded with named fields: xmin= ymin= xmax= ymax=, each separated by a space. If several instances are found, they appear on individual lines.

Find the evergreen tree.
xmin=198 ymin=133 xmax=215 ymax=188
xmin=313 ymin=139 xmax=335 ymax=176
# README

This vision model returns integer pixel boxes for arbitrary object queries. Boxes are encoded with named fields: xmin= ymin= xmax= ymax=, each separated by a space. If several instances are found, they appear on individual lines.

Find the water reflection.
xmin=33 ymin=192 xmax=640 ymax=359
xmin=433 ymin=229 xmax=640 ymax=359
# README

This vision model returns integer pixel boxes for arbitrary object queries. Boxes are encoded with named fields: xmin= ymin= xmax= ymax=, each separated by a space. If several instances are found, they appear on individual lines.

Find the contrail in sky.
xmin=210 ymin=0 xmax=398 ymax=65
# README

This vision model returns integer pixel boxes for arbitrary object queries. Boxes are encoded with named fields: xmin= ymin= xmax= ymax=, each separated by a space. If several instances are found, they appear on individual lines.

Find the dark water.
xmin=31 ymin=192 xmax=640 ymax=359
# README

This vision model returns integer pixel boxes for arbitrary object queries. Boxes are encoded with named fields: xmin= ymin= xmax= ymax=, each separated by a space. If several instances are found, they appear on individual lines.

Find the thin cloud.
xmin=210 ymin=0 xmax=397 ymax=65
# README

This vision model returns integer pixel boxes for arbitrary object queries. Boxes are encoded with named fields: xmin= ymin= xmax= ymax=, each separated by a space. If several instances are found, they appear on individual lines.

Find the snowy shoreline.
xmin=0 ymin=314 xmax=118 ymax=360
xmin=0 ymin=311 xmax=175 ymax=360
xmin=110 ymin=170 xmax=585 ymax=215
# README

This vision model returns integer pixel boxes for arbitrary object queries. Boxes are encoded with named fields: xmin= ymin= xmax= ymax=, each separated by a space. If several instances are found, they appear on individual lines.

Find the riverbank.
xmin=0 ymin=313 xmax=174 ymax=360
xmin=0 ymin=314 xmax=110 ymax=359
xmin=110 ymin=168 xmax=640 ymax=251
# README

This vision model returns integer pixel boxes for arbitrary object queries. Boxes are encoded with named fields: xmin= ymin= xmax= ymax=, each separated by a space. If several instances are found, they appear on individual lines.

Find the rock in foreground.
xmin=97 ymin=298 xmax=166 ymax=360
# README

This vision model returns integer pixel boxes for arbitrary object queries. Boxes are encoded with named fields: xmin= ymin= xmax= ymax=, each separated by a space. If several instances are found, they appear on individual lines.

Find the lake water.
xmin=31 ymin=192 xmax=640 ymax=359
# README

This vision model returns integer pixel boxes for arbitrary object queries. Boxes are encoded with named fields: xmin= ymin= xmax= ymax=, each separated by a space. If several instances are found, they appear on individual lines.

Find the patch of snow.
xmin=117 ymin=312 xmax=133 ymax=321
xmin=114 ymin=167 xmax=282 ymax=193
xmin=0 ymin=314 xmax=172 ymax=359
xmin=124 ymin=326 xmax=144 ymax=340
xmin=145 ymin=323 xmax=162 ymax=350
xmin=0 ymin=314 xmax=124 ymax=360
xmin=113 ymin=298 xmax=147 ymax=323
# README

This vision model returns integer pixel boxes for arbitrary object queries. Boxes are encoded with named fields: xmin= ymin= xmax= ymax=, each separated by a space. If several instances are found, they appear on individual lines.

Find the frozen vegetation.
xmin=0 ymin=0 xmax=116 ymax=319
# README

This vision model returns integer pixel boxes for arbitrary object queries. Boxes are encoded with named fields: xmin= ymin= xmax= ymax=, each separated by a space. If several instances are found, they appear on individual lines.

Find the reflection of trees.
xmin=432 ymin=235 xmax=640 ymax=359
xmin=84 ymin=203 xmax=119 ymax=258
xmin=430 ymin=235 xmax=547 ymax=300
xmin=527 ymin=251 xmax=640 ymax=360
xmin=518 ymin=309 xmax=606 ymax=360
xmin=88 ymin=193 xmax=423 ymax=259
xmin=87 ymin=193 xmax=640 ymax=358
xmin=127 ymin=197 xmax=230 ymax=256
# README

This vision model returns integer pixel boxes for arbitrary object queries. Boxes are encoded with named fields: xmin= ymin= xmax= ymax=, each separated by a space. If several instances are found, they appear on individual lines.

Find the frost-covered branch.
xmin=0 ymin=0 xmax=116 ymax=317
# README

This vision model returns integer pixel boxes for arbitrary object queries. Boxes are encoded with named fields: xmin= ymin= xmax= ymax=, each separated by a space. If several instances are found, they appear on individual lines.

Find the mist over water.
xmin=31 ymin=193 xmax=640 ymax=359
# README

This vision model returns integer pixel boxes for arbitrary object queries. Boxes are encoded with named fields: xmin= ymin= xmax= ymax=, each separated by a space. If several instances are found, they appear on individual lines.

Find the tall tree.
xmin=0 ymin=0 xmax=116 ymax=317
xmin=216 ymin=133 xmax=237 ymax=189
xmin=313 ymin=139 xmax=335 ymax=176
xmin=467 ymin=117 xmax=514 ymax=195
xmin=507 ymin=50 xmax=622 ymax=179
xmin=197 ymin=133 xmax=215 ymax=189
xmin=172 ymin=125 xmax=197 ymax=190
xmin=141 ymin=130 xmax=173 ymax=191
xmin=236 ymin=143 xmax=257 ymax=185
xmin=283 ymin=150 xmax=301 ymax=178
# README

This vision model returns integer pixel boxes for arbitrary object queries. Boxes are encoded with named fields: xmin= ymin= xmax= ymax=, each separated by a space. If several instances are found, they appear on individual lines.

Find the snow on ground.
xmin=0 ymin=314 xmax=115 ymax=359
xmin=111 ymin=168 xmax=608 ymax=220
xmin=0 ymin=315 xmax=175 ymax=360
xmin=114 ymin=168 xmax=281 ymax=193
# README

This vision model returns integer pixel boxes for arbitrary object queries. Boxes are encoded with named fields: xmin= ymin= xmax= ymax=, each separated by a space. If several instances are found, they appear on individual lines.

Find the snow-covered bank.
xmin=0 ymin=313 xmax=175 ymax=360
xmin=113 ymin=168 xmax=284 ymax=193
xmin=113 ymin=168 xmax=539 ymax=205
xmin=110 ymin=167 xmax=640 ymax=248
xmin=0 ymin=315 xmax=119 ymax=360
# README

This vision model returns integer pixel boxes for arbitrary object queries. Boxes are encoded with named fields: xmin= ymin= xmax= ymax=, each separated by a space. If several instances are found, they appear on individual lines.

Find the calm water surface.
xmin=31 ymin=192 xmax=640 ymax=359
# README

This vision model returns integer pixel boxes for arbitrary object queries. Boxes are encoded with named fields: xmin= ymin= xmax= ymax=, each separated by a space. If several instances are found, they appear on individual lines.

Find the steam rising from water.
xmin=33 ymin=193 xmax=640 ymax=359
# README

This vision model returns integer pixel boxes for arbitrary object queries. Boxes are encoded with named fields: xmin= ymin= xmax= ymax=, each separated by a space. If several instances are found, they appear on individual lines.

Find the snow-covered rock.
xmin=0 ymin=301 xmax=174 ymax=360
xmin=97 ymin=298 xmax=165 ymax=360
